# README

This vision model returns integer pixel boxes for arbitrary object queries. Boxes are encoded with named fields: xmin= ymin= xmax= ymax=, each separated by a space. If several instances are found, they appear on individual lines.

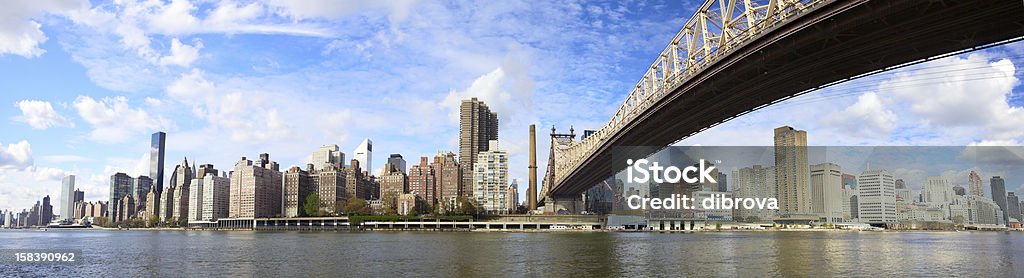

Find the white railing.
xmin=548 ymin=0 xmax=826 ymax=191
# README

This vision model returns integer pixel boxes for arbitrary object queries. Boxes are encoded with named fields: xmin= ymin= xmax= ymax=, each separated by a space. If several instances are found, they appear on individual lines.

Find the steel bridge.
xmin=540 ymin=0 xmax=1024 ymax=208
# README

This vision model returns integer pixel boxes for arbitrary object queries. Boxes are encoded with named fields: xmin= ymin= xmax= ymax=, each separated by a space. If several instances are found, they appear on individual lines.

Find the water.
xmin=2 ymin=230 xmax=1023 ymax=276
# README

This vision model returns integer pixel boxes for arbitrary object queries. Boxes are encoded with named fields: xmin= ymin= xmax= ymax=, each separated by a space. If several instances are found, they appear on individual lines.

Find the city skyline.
xmin=2 ymin=1 xmax=1024 ymax=214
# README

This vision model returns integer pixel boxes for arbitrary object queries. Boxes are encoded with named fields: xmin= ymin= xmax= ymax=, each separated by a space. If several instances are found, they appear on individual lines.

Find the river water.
xmin=1 ymin=230 xmax=1023 ymax=276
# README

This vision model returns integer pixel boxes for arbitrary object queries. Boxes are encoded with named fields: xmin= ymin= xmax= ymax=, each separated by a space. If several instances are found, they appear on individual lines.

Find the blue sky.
xmin=1 ymin=0 xmax=1023 ymax=212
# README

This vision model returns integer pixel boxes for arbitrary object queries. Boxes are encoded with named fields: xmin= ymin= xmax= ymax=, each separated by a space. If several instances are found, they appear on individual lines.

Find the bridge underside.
xmin=549 ymin=0 xmax=1024 ymax=199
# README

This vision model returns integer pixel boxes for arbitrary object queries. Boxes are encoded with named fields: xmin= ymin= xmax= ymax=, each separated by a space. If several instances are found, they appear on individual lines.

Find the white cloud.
xmin=821 ymin=92 xmax=897 ymax=137
xmin=883 ymin=54 xmax=1022 ymax=140
xmin=0 ymin=140 xmax=34 ymax=170
xmin=158 ymin=37 xmax=203 ymax=67
xmin=268 ymin=0 xmax=416 ymax=22
xmin=0 ymin=0 xmax=85 ymax=57
xmin=72 ymin=95 xmax=172 ymax=143
xmin=14 ymin=100 xmax=75 ymax=129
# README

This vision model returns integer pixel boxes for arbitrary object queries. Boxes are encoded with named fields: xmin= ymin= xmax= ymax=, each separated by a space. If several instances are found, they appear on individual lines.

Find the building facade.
xmin=857 ymin=169 xmax=897 ymax=223
xmin=460 ymin=97 xmax=498 ymax=199
xmin=774 ymin=126 xmax=810 ymax=215
xmin=810 ymin=163 xmax=844 ymax=223
xmin=229 ymin=155 xmax=283 ymax=218
xmin=473 ymin=140 xmax=509 ymax=214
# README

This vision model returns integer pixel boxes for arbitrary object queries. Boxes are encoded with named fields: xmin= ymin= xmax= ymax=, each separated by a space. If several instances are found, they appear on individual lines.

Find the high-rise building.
xmin=39 ymin=195 xmax=53 ymax=226
xmin=188 ymin=177 xmax=204 ymax=222
xmin=159 ymin=185 xmax=175 ymax=222
xmin=508 ymin=179 xmax=520 ymax=212
xmin=170 ymin=158 xmax=194 ymax=223
xmin=473 ymin=140 xmax=509 ymax=214
xmin=229 ymin=155 xmax=283 ymax=218
xmin=810 ymin=163 xmax=843 ymax=223
xmin=433 ymin=152 xmax=461 ymax=209
xmin=717 ymin=172 xmax=728 ymax=192
xmin=841 ymin=174 xmax=858 ymax=220
xmin=151 ymin=132 xmax=166 ymax=194
xmin=60 ymin=175 xmax=75 ymax=221
xmin=968 ymin=170 xmax=983 ymax=197
xmin=385 ymin=154 xmax=407 ymax=174
xmin=408 ymin=157 xmax=436 ymax=205
xmin=202 ymin=174 xmax=230 ymax=221
xmin=195 ymin=164 xmax=219 ymax=182
xmin=857 ymin=169 xmax=897 ymax=223
xmin=733 ymin=165 xmax=776 ymax=221
xmin=144 ymin=187 xmax=160 ymax=222
xmin=380 ymin=163 xmax=408 ymax=207
xmin=108 ymin=173 xmax=133 ymax=221
xmin=949 ymin=194 xmax=1004 ymax=225
xmin=312 ymin=145 xmax=345 ymax=171
xmin=991 ymin=176 xmax=1008 ymax=225
xmin=923 ymin=176 xmax=954 ymax=205
xmin=317 ymin=165 xmax=348 ymax=215
xmin=353 ymin=139 xmax=373 ymax=175
xmin=773 ymin=126 xmax=809 ymax=215
xmin=1007 ymin=192 xmax=1021 ymax=223
xmin=132 ymin=175 xmax=153 ymax=212
xmin=345 ymin=159 xmax=370 ymax=200
xmin=284 ymin=166 xmax=315 ymax=217
xmin=460 ymin=97 xmax=498 ymax=199
xmin=116 ymin=195 xmax=134 ymax=223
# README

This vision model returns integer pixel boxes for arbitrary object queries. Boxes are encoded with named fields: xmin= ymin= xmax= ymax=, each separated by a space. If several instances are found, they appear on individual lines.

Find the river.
xmin=2 ymin=230 xmax=1023 ymax=276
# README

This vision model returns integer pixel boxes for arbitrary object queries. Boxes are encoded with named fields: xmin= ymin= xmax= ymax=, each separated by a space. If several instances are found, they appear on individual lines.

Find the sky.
xmin=1 ymin=0 xmax=1023 ymax=212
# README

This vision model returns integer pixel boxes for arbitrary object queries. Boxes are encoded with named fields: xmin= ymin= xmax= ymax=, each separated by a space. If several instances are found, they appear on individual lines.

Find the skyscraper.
xmin=774 ymin=126 xmax=809 ymax=215
xmin=108 ymin=173 xmax=133 ymax=221
xmin=433 ymin=152 xmax=461 ymax=210
xmin=968 ymin=170 xmax=983 ymax=197
xmin=229 ymin=155 xmax=283 ymax=218
xmin=473 ymin=140 xmax=509 ymax=214
xmin=858 ymin=169 xmax=897 ymax=223
xmin=1007 ymin=192 xmax=1021 ymax=223
xmin=132 ymin=176 xmax=153 ymax=212
xmin=733 ymin=165 xmax=776 ymax=221
xmin=151 ymin=132 xmax=166 ymax=194
xmin=170 ymin=158 xmax=194 ymax=222
xmin=991 ymin=176 xmax=1008 ymax=225
xmin=312 ymin=145 xmax=345 ymax=171
xmin=39 ymin=195 xmax=53 ymax=226
xmin=353 ymin=139 xmax=373 ymax=175
xmin=460 ymin=97 xmax=498 ymax=199
xmin=810 ymin=163 xmax=843 ymax=223
xmin=60 ymin=175 xmax=75 ymax=221
xmin=283 ymin=166 xmax=315 ymax=217
xmin=202 ymin=173 xmax=230 ymax=221
xmin=923 ymin=176 xmax=954 ymax=204
xmin=385 ymin=154 xmax=407 ymax=174
xmin=316 ymin=164 xmax=348 ymax=215
xmin=408 ymin=157 xmax=436 ymax=206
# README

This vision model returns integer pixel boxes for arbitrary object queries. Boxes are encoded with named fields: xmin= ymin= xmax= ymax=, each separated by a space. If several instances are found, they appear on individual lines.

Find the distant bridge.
xmin=540 ymin=0 xmax=1024 ymax=207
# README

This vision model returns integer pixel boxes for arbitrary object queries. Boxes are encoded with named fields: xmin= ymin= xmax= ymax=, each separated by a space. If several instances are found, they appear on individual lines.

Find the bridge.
xmin=538 ymin=0 xmax=1024 ymax=209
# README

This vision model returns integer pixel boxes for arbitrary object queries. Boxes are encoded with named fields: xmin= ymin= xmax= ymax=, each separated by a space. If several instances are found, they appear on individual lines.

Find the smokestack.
xmin=529 ymin=124 xmax=538 ymax=211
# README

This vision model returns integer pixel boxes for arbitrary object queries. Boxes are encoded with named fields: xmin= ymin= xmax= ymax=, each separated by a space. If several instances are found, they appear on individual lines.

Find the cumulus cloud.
xmin=158 ymin=37 xmax=203 ymax=67
xmin=72 ymin=96 xmax=172 ymax=143
xmin=165 ymin=69 xmax=293 ymax=142
xmin=0 ymin=140 xmax=33 ymax=170
xmin=821 ymin=92 xmax=897 ymax=137
xmin=883 ymin=54 xmax=1021 ymax=140
xmin=14 ymin=100 xmax=75 ymax=129
xmin=0 ymin=0 xmax=86 ymax=57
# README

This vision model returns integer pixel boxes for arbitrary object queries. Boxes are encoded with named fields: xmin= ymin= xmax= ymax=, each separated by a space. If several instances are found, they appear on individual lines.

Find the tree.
xmin=345 ymin=198 xmax=368 ymax=215
xmin=148 ymin=215 xmax=159 ymax=227
xmin=303 ymin=193 xmax=321 ymax=217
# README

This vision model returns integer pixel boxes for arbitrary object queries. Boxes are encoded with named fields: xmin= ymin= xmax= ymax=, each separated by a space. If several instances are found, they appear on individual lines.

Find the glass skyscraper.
xmin=151 ymin=132 xmax=166 ymax=194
